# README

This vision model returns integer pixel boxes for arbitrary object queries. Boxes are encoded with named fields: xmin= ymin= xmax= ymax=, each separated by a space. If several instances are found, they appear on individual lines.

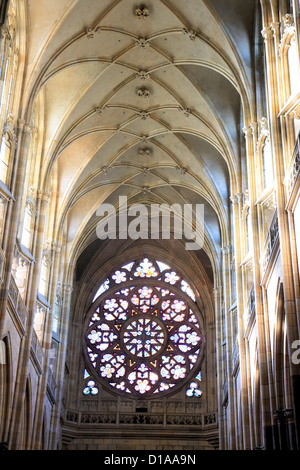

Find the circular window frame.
xmin=82 ymin=260 xmax=205 ymax=399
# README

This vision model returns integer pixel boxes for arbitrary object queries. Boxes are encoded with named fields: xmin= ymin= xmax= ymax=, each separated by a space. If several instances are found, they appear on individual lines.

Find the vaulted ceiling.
xmin=21 ymin=0 xmax=258 ymax=292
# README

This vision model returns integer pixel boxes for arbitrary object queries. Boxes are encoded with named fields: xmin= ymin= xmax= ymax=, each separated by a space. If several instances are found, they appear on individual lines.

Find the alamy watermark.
xmin=96 ymin=196 xmax=204 ymax=251
xmin=292 ymin=340 xmax=300 ymax=365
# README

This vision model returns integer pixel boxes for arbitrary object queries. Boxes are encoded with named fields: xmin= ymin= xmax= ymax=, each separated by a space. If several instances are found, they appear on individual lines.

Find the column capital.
xmin=44 ymin=240 xmax=62 ymax=252
xmin=271 ymin=21 xmax=280 ymax=37
xmin=0 ymin=25 xmax=10 ymax=41
xmin=261 ymin=26 xmax=273 ymax=41
xmin=230 ymin=193 xmax=243 ymax=205
xmin=273 ymin=409 xmax=285 ymax=424
xmin=23 ymin=124 xmax=34 ymax=134
xmin=242 ymin=125 xmax=252 ymax=139
xmin=284 ymin=408 xmax=294 ymax=423
xmin=62 ymin=283 xmax=73 ymax=294
xmin=221 ymin=245 xmax=232 ymax=256
xmin=17 ymin=120 xmax=34 ymax=135
xmin=37 ymin=189 xmax=51 ymax=202
xmin=250 ymin=121 xmax=258 ymax=136
xmin=291 ymin=105 xmax=300 ymax=120
xmin=213 ymin=286 xmax=222 ymax=297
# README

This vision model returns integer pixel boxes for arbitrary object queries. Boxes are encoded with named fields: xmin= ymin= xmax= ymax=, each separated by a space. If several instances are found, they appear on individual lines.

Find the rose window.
xmin=122 ymin=316 xmax=166 ymax=358
xmin=84 ymin=258 xmax=204 ymax=398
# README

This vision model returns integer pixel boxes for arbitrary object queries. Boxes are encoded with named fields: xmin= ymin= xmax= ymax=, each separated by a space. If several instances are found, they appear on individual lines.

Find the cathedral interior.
xmin=0 ymin=0 xmax=300 ymax=451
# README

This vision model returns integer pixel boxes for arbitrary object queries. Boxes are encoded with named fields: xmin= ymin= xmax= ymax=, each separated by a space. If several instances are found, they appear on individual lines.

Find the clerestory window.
xmin=0 ymin=132 xmax=11 ymax=185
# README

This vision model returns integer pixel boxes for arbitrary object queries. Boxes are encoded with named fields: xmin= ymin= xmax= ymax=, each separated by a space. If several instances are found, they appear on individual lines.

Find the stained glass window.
xmin=186 ymin=370 xmax=202 ymax=397
xmin=21 ymin=201 xmax=34 ymax=249
xmin=92 ymin=258 xmax=196 ymax=303
xmin=84 ymin=258 xmax=203 ymax=398
xmin=83 ymin=370 xmax=99 ymax=396
xmin=0 ymin=132 xmax=11 ymax=184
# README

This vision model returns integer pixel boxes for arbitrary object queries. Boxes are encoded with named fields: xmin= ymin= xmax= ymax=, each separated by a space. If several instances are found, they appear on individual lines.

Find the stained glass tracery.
xmin=92 ymin=258 xmax=196 ymax=303
xmin=84 ymin=258 xmax=202 ymax=398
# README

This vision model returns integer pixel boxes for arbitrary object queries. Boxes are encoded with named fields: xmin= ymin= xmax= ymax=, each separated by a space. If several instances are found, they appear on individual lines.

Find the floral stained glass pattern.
xmin=133 ymin=258 xmax=159 ymax=278
xmin=83 ymin=370 xmax=99 ymax=396
xmin=92 ymin=258 xmax=197 ymax=304
xmin=123 ymin=317 xmax=165 ymax=357
xmin=85 ymin=257 xmax=202 ymax=398
xmin=186 ymin=369 xmax=202 ymax=398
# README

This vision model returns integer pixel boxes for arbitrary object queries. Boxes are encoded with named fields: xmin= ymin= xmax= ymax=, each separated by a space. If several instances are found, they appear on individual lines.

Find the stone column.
xmin=221 ymin=245 xmax=236 ymax=448
xmin=0 ymin=120 xmax=33 ymax=336
xmin=0 ymin=25 xmax=10 ymax=116
xmin=8 ymin=189 xmax=50 ymax=449
xmin=262 ymin=23 xmax=300 ymax=447
xmin=243 ymin=123 xmax=272 ymax=449
xmin=214 ymin=285 xmax=225 ymax=449
xmin=48 ymin=283 xmax=73 ymax=450
xmin=286 ymin=209 xmax=300 ymax=332
xmin=230 ymin=193 xmax=251 ymax=448
xmin=31 ymin=241 xmax=62 ymax=449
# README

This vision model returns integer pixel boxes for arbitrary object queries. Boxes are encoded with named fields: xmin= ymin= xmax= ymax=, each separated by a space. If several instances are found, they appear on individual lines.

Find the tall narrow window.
xmin=53 ymin=294 xmax=61 ymax=334
xmin=0 ymin=132 xmax=11 ymax=184
xmin=288 ymin=35 xmax=299 ymax=96
xmin=262 ymin=138 xmax=273 ymax=188
xmin=39 ymin=255 xmax=50 ymax=298
xmin=246 ymin=210 xmax=253 ymax=254
xmin=21 ymin=202 xmax=34 ymax=249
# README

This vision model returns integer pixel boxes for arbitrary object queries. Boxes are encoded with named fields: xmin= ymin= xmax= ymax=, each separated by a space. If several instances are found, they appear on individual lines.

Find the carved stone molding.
xmin=86 ymin=26 xmax=101 ymax=39
xmin=175 ymin=166 xmax=187 ymax=175
xmin=260 ymin=117 xmax=268 ymax=131
xmin=44 ymin=240 xmax=62 ymax=253
xmin=291 ymin=105 xmax=300 ymax=120
xmin=139 ymin=147 xmax=151 ymax=156
xmin=140 ymin=134 xmax=149 ymax=143
xmin=142 ymin=185 xmax=150 ymax=194
xmin=136 ymin=70 xmax=150 ymax=80
xmin=135 ymin=37 xmax=150 ymax=48
xmin=273 ymin=408 xmax=294 ymax=424
xmin=16 ymin=119 xmax=33 ymax=135
xmin=4 ymin=113 xmax=14 ymax=130
xmin=135 ymin=6 xmax=150 ymax=20
xmin=137 ymin=88 xmax=150 ymax=98
xmin=284 ymin=408 xmax=294 ymax=423
xmin=204 ymin=413 xmax=217 ymax=425
xmin=221 ymin=245 xmax=232 ymax=256
xmin=283 ymin=13 xmax=293 ymax=27
xmin=179 ymin=106 xmax=191 ymax=117
xmin=213 ymin=286 xmax=222 ymax=298
xmin=260 ymin=191 xmax=276 ymax=211
xmin=242 ymin=190 xmax=249 ymax=209
xmin=62 ymin=283 xmax=73 ymax=295
xmin=261 ymin=26 xmax=273 ymax=42
xmin=242 ymin=125 xmax=252 ymax=139
xmin=183 ymin=28 xmax=197 ymax=41
xmin=138 ymin=110 xmax=150 ymax=120
xmin=95 ymin=105 xmax=108 ymax=115
xmin=37 ymin=189 xmax=51 ymax=202
xmin=0 ymin=25 xmax=10 ymax=41
xmin=250 ymin=121 xmax=258 ymax=140
xmin=86 ymin=27 xmax=94 ymax=39
xmin=230 ymin=193 xmax=243 ymax=205
xmin=24 ymin=124 xmax=34 ymax=135
xmin=271 ymin=22 xmax=280 ymax=38
xmin=102 ymin=165 xmax=110 ymax=174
